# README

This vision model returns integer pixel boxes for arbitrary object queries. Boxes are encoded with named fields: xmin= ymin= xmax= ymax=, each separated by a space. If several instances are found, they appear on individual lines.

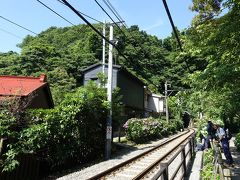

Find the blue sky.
xmin=0 ymin=0 xmax=195 ymax=53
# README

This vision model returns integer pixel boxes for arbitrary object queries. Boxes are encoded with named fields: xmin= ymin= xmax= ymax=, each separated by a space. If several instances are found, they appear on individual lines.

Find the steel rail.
xmin=133 ymin=129 xmax=195 ymax=180
xmin=150 ymin=132 xmax=195 ymax=180
xmin=87 ymin=129 xmax=193 ymax=180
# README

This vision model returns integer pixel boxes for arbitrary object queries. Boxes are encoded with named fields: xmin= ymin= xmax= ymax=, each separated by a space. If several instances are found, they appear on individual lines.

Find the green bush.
xmin=201 ymin=149 xmax=220 ymax=179
xmin=0 ymin=82 xmax=109 ymax=172
xmin=234 ymin=132 xmax=240 ymax=151
xmin=124 ymin=117 xmax=183 ymax=144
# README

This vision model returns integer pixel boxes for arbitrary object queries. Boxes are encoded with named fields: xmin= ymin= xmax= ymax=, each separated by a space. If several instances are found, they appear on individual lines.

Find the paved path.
xmin=228 ymin=137 xmax=240 ymax=179
xmin=188 ymin=151 xmax=203 ymax=180
xmin=187 ymin=136 xmax=240 ymax=180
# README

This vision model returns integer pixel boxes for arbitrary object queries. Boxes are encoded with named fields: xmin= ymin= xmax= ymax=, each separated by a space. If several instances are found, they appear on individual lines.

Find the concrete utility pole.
xmin=105 ymin=24 xmax=113 ymax=160
xmin=102 ymin=21 xmax=106 ymax=73
xmin=165 ymin=81 xmax=169 ymax=122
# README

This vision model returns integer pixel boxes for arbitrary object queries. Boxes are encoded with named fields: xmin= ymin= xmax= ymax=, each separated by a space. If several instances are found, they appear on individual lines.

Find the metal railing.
xmin=212 ymin=141 xmax=231 ymax=180
xmin=151 ymin=133 xmax=196 ymax=180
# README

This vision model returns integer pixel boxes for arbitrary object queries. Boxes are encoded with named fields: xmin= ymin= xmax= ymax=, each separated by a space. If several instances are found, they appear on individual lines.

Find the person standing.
xmin=214 ymin=124 xmax=234 ymax=166
xmin=205 ymin=121 xmax=214 ymax=149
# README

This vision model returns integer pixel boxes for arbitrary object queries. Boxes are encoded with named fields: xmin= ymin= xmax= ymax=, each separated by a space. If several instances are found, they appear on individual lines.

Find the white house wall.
xmin=146 ymin=94 xmax=164 ymax=113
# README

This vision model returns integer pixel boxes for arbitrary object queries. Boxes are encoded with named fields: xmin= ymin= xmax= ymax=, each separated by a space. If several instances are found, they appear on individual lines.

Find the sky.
xmin=0 ymin=0 xmax=195 ymax=53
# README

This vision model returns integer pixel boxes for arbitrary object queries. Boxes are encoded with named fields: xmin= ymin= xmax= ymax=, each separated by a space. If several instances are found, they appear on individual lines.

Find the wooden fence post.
xmin=181 ymin=145 xmax=187 ymax=177
xmin=160 ymin=163 xmax=169 ymax=180
xmin=189 ymin=138 xmax=193 ymax=160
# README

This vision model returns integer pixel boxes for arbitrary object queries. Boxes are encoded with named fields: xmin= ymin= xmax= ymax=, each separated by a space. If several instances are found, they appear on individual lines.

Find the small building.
xmin=145 ymin=91 xmax=165 ymax=113
xmin=82 ymin=63 xmax=145 ymax=115
xmin=0 ymin=74 xmax=54 ymax=109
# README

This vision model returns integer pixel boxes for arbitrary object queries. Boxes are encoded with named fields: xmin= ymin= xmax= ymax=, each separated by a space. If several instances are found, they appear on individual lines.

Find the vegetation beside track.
xmin=123 ymin=117 xmax=184 ymax=144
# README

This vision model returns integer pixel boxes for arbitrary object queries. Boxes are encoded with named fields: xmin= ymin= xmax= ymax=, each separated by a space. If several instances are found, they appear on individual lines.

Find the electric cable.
xmin=162 ymin=0 xmax=190 ymax=71
xmin=61 ymin=0 xmax=129 ymax=61
xmin=101 ymin=0 xmax=122 ymax=23
xmin=94 ymin=0 xmax=125 ymax=36
xmin=102 ymin=0 xmax=127 ymax=27
xmin=99 ymin=0 xmax=149 ymax=59
xmin=36 ymin=0 xmax=86 ymax=34
xmin=0 ymin=15 xmax=37 ymax=35
xmin=162 ymin=0 xmax=183 ymax=51
xmin=56 ymin=0 xmax=103 ymax=24
xmin=37 ymin=0 xmax=75 ymax=26
xmin=0 ymin=27 xmax=22 ymax=39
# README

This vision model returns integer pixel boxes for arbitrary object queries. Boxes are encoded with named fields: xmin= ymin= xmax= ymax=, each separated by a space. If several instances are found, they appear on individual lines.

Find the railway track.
xmin=88 ymin=129 xmax=195 ymax=180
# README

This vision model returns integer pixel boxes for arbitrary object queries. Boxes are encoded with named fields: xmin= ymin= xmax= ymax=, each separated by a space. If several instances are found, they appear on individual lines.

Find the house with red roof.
xmin=0 ymin=74 xmax=54 ymax=109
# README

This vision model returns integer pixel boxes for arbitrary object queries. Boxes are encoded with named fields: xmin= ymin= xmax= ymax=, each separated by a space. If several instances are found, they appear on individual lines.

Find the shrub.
xmin=0 ymin=82 xmax=108 ymax=172
xmin=201 ymin=149 xmax=220 ymax=179
xmin=124 ymin=117 xmax=183 ymax=144
xmin=234 ymin=132 xmax=240 ymax=151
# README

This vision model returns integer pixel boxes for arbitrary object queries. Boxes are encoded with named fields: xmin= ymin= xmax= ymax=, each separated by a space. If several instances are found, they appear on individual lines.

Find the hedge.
xmin=123 ymin=117 xmax=184 ymax=144
xmin=0 ymin=82 xmax=108 ymax=172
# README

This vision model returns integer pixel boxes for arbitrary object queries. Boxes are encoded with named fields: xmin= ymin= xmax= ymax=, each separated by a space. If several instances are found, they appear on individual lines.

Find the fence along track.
xmin=88 ymin=129 xmax=195 ymax=180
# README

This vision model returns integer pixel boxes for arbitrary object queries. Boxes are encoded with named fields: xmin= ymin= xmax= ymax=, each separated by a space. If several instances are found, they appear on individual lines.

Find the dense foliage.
xmin=0 ymin=82 xmax=108 ymax=172
xmin=123 ymin=117 xmax=183 ymax=144
xmin=169 ymin=0 xmax=240 ymax=132
xmin=234 ymin=133 xmax=240 ymax=151
xmin=201 ymin=149 xmax=220 ymax=179
xmin=0 ymin=23 xmax=197 ymax=104
xmin=0 ymin=0 xmax=240 ymax=177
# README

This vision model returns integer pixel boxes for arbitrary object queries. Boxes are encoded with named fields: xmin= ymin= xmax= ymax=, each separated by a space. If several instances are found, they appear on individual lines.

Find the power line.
xmin=37 ymin=0 xmax=75 ymax=26
xmin=93 ymin=0 xmax=143 ymax=64
xmin=161 ymin=0 xmax=182 ymax=51
xmin=61 ymin=0 xmax=129 ymax=61
xmin=101 ymin=0 xmax=122 ymax=23
xmin=99 ymin=0 xmax=149 ymax=58
xmin=0 ymin=15 xmax=37 ymax=35
xmin=0 ymin=27 xmax=22 ymax=39
xmin=162 ymin=0 xmax=190 ymax=72
xmin=96 ymin=0 xmax=145 ymax=57
xmin=94 ymin=0 xmax=125 ymax=35
xmin=56 ymin=0 xmax=103 ymax=24
xmin=102 ymin=0 xmax=127 ymax=27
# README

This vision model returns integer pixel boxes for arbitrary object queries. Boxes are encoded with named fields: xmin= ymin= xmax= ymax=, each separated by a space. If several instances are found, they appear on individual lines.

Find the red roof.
xmin=0 ymin=74 xmax=47 ymax=96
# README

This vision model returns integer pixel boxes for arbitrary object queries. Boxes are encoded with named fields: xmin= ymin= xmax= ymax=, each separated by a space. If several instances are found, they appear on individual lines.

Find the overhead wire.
xmin=161 ymin=0 xmax=190 ymax=71
xmin=94 ymin=0 xmax=126 ymax=36
xmin=95 ymin=0 xmax=144 ymax=58
xmin=162 ymin=0 xmax=183 ymax=51
xmin=37 ymin=0 xmax=75 ymax=26
xmin=0 ymin=27 xmax=22 ymax=39
xmin=99 ymin=0 xmax=148 ymax=50
xmin=56 ymin=0 xmax=103 ymax=24
xmin=0 ymin=15 xmax=37 ymax=35
xmin=102 ymin=0 xmax=126 ymax=27
xmin=61 ymin=0 xmax=129 ymax=61
xmin=102 ymin=0 xmax=181 ymax=90
xmin=101 ymin=0 xmax=122 ymax=24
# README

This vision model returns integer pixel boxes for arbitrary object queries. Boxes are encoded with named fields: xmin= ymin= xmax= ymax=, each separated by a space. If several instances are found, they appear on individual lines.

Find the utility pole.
xmin=105 ymin=24 xmax=113 ymax=160
xmin=165 ymin=81 xmax=169 ymax=122
xmin=102 ymin=21 xmax=106 ymax=73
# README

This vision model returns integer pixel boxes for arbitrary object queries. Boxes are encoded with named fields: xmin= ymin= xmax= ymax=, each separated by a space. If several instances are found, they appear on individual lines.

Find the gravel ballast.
xmin=55 ymin=136 xmax=174 ymax=180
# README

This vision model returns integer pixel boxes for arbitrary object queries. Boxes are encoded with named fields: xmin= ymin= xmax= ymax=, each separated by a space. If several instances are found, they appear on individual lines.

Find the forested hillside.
xmin=175 ymin=0 xmax=240 ymax=131
xmin=0 ymin=24 xmax=202 ymax=105
xmin=0 ymin=0 xmax=239 ymax=130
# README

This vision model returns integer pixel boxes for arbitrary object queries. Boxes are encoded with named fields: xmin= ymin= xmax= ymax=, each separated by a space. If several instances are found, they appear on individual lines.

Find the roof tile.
xmin=0 ymin=75 xmax=47 ymax=96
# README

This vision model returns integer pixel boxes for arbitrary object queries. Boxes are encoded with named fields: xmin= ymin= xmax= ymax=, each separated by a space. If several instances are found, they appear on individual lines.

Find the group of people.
xmin=199 ymin=120 xmax=233 ymax=167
